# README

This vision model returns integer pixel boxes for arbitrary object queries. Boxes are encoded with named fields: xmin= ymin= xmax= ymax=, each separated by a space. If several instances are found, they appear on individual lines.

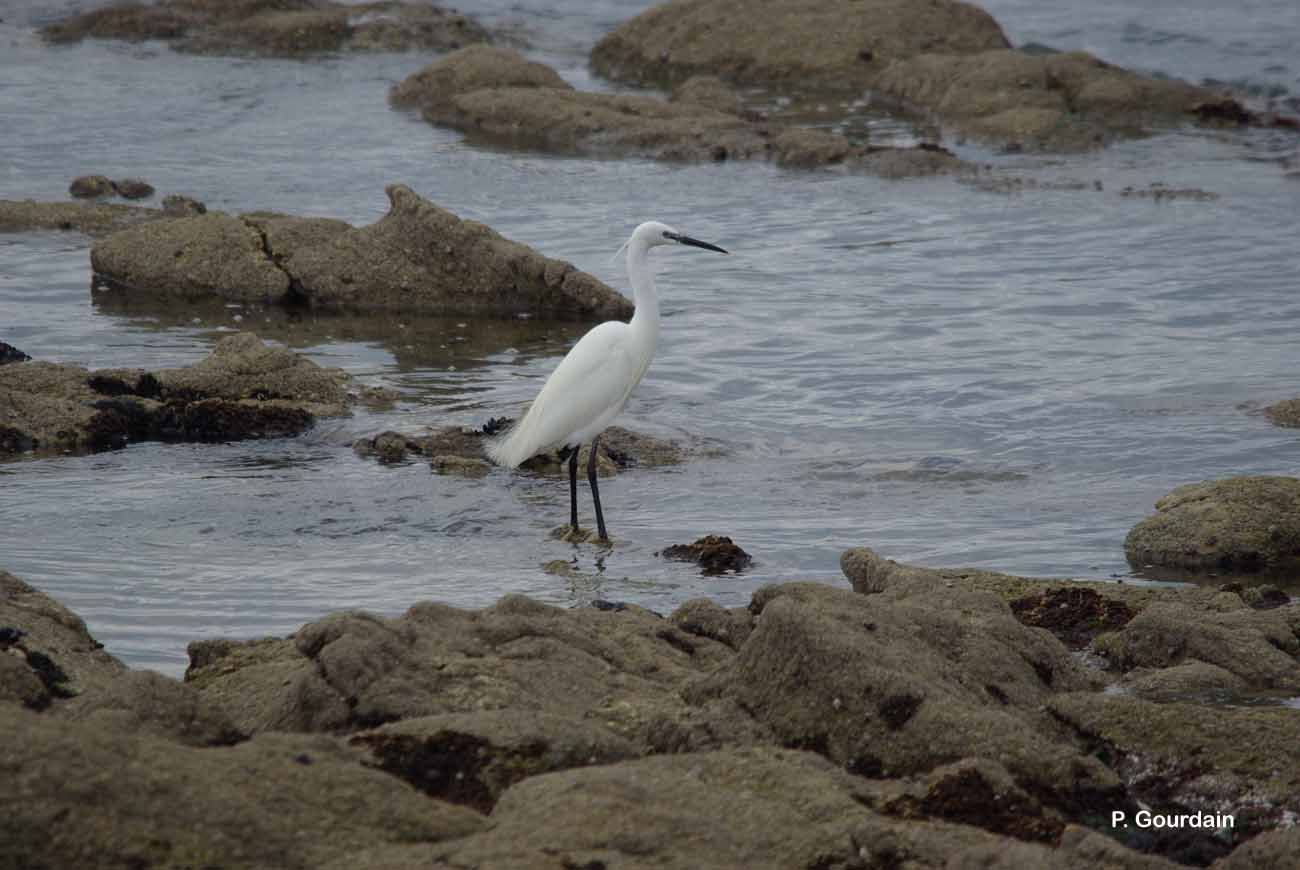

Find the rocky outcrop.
xmin=591 ymin=0 xmax=1255 ymax=151
xmin=392 ymin=45 xmax=972 ymax=176
xmin=91 ymin=185 xmax=632 ymax=319
xmin=591 ymin=0 xmax=1010 ymax=91
xmin=660 ymin=534 xmax=753 ymax=574
xmin=1125 ymin=476 xmax=1300 ymax=574
xmin=0 ymin=332 xmax=350 ymax=457
xmin=42 ymin=0 xmax=491 ymax=58
xmin=0 ymin=198 xmax=164 ymax=236
xmin=5 ymin=565 xmax=1295 ymax=868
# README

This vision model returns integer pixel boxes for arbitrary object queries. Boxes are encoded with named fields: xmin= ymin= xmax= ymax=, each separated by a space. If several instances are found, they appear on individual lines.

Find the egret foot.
xmin=550 ymin=525 xmax=613 ymax=546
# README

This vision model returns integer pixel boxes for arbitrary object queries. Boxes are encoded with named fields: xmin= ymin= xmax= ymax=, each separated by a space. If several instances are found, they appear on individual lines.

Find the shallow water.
xmin=2 ymin=1 xmax=1299 ymax=674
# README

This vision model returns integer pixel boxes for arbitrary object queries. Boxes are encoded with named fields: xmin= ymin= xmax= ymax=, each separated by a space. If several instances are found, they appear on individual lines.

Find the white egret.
xmin=487 ymin=220 xmax=728 ymax=541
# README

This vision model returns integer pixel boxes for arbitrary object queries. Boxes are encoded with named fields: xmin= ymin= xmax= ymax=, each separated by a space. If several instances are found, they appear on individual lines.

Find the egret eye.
xmin=662 ymin=231 xmax=672 ymax=239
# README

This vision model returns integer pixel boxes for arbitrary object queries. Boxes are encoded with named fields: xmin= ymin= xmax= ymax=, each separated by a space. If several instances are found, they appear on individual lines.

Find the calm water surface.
xmin=2 ymin=1 xmax=1298 ymax=674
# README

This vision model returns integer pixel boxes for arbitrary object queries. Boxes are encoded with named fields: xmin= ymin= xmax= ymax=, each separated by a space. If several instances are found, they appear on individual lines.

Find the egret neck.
xmin=625 ymin=232 xmax=661 ymax=376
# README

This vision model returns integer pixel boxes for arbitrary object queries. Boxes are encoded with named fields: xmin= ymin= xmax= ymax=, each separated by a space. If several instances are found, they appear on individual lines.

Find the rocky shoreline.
xmin=3 ymin=550 xmax=1297 ymax=868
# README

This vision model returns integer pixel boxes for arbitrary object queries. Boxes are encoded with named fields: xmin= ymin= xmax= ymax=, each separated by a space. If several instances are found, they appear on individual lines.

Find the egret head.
xmin=633 ymin=220 xmax=728 ymax=254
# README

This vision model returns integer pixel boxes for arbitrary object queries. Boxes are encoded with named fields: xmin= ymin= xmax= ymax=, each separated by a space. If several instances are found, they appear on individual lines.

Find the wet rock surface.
xmin=91 ymin=184 xmax=632 ymax=319
xmin=354 ymin=422 xmax=687 ymax=476
xmin=0 ymin=332 xmax=350 ymax=457
xmin=4 ymin=565 xmax=1297 ymax=867
xmin=42 ymin=0 xmax=492 ymax=58
xmin=1010 ymin=586 xmax=1136 ymax=650
xmin=392 ymin=45 xmax=973 ymax=176
xmin=1125 ymin=476 xmax=1300 ymax=574
xmin=591 ymin=0 xmax=1262 ymax=151
xmin=660 ymin=534 xmax=753 ymax=574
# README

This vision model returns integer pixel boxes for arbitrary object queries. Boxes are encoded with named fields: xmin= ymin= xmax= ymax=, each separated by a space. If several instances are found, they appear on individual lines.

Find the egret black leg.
xmin=566 ymin=446 xmax=579 ymax=533
xmin=587 ymin=435 xmax=608 ymax=541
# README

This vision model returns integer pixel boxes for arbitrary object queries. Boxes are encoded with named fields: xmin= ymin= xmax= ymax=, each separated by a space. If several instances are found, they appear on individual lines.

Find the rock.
xmin=351 ymin=709 xmax=640 ymax=812
xmin=1119 ymin=183 xmax=1220 ymax=201
xmin=1009 ymin=586 xmax=1136 ymax=650
xmin=55 ymin=669 xmax=245 ymax=746
xmin=688 ymin=582 xmax=1120 ymax=816
xmin=592 ymin=1 xmax=1247 ymax=151
xmin=669 ymin=598 xmax=753 ymax=649
xmin=68 ymin=174 xmax=116 ymax=198
xmin=1214 ymin=828 xmax=1300 ymax=869
xmin=185 ymin=594 xmax=736 ymax=744
xmin=1118 ymin=660 xmax=1251 ymax=703
xmin=91 ymin=211 xmax=292 ymax=303
xmin=1093 ymin=601 xmax=1300 ymax=691
xmin=161 ymin=193 xmax=207 ymax=216
xmin=0 ymin=341 xmax=30 ymax=366
xmin=0 ymin=333 xmax=350 ymax=457
xmin=0 ymin=198 xmax=163 ymax=236
xmin=591 ymin=0 xmax=1010 ymax=92
xmin=1242 ymin=584 xmax=1291 ymax=610
xmin=0 ymin=570 xmax=125 ymax=709
xmin=393 ymin=46 xmax=974 ymax=176
xmin=660 ymin=534 xmax=753 ymax=574
xmin=255 ymin=185 xmax=632 ymax=317
xmin=185 ymin=636 xmax=351 ymax=734
xmin=875 ymin=49 xmax=1231 ymax=150
xmin=433 ymin=747 xmax=879 ymax=869
xmin=1264 ymin=398 xmax=1300 ymax=428
xmin=155 ymin=331 xmax=349 ymax=415
xmin=354 ymin=423 xmax=686 ymax=476
xmin=0 ymin=705 xmax=486 ymax=869
xmin=880 ymin=757 xmax=1064 ymax=843
xmin=671 ymin=75 xmax=746 ymax=115
xmin=388 ymin=43 xmax=570 ymax=114
xmin=112 ymin=177 xmax=155 ymax=199
xmin=90 ymin=187 xmax=629 ymax=318
xmin=1050 ymin=693 xmax=1300 ymax=842
xmin=43 ymin=0 xmax=492 ymax=58
xmin=1124 ymin=476 xmax=1300 ymax=574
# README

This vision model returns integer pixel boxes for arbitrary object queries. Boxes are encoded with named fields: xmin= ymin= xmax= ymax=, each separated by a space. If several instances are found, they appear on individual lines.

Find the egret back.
xmin=486 ymin=321 xmax=641 ymax=467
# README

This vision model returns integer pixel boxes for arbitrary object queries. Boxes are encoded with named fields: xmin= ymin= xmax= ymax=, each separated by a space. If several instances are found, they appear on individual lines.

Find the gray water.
xmin=2 ymin=1 xmax=1298 ymax=675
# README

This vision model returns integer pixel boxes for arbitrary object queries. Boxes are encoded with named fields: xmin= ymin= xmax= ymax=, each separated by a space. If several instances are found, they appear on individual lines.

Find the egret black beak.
xmin=665 ymin=232 xmax=728 ymax=254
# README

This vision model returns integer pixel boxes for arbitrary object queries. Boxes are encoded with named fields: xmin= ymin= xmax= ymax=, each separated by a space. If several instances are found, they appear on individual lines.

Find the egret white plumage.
xmin=487 ymin=220 xmax=728 ymax=541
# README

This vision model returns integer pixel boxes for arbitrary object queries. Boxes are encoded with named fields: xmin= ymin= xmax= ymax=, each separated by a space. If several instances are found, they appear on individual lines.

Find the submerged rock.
xmin=353 ymin=422 xmax=686 ymax=476
xmin=392 ymin=45 xmax=971 ymax=176
xmin=1124 ymin=476 xmax=1300 ymax=574
xmin=42 ymin=0 xmax=492 ymax=58
xmin=91 ymin=185 xmax=632 ymax=320
xmin=660 ymin=534 xmax=753 ymax=574
xmin=0 ymin=332 xmax=349 ymax=457
xmin=591 ymin=0 xmax=1252 ymax=151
